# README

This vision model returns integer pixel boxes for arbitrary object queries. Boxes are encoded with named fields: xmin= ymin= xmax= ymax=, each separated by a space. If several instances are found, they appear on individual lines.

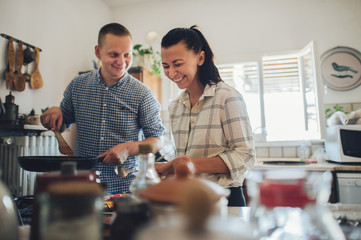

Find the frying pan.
xmin=17 ymin=156 xmax=103 ymax=172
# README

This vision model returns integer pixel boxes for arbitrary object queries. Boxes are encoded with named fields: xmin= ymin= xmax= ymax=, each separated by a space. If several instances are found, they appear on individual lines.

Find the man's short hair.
xmin=98 ymin=23 xmax=132 ymax=47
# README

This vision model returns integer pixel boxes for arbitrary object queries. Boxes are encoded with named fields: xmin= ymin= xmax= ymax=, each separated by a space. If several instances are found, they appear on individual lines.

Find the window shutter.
xmin=262 ymin=54 xmax=299 ymax=93
xmin=218 ymin=62 xmax=259 ymax=94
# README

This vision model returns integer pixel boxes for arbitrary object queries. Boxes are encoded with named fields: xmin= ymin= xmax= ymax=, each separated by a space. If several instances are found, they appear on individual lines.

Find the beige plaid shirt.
xmin=169 ymin=81 xmax=255 ymax=188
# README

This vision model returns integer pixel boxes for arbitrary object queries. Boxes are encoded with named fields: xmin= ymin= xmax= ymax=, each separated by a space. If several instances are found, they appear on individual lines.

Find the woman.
xmin=156 ymin=26 xmax=255 ymax=206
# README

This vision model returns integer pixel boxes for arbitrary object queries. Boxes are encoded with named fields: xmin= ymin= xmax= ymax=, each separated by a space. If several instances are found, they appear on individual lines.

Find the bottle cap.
xmin=139 ymin=144 xmax=154 ymax=154
xmin=5 ymin=91 xmax=15 ymax=104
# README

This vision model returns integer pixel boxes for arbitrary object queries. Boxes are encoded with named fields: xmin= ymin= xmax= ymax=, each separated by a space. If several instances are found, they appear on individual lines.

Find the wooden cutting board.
xmin=13 ymin=41 xmax=26 ymax=92
xmin=30 ymin=48 xmax=43 ymax=89
xmin=4 ymin=38 xmax=15 ymax=90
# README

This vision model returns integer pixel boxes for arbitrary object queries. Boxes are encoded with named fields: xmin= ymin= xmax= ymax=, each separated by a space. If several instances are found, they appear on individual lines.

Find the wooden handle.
xmin=34 ymin=47 xmax=39 ymax=71
xmin=8 ymin=38 xmax=15 ymax=72
xmin=15 ymin=41 xmax=23 ymax=72
xmin=53 ymin=128 xmax=74 ymax=156
xmin=4 ymin=38 xmax=15 ymax=90
xmin=13 ymin=41 xmax=26 ymax=92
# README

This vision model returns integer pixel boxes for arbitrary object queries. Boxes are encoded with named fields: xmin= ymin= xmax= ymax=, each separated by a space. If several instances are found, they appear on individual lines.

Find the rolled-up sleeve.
xmin=218 ymin=94 xmax=255 ymax=187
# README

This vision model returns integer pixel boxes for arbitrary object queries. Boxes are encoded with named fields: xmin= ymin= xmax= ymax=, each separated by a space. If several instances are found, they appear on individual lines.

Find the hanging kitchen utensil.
xmin=23 ymin=46 xmax=35 ymax=65
xmin=30 ymin=48 xmax=43 ymax=89
xmin=23 ymin=64 xmax=31 ymax=83
xmin=53 ymin=128 xmax=74 ymax=156
xmin=4 ymin=38 xmax=15 ymax=90
xmin=13 ymin=41 xmax=26 ymax=92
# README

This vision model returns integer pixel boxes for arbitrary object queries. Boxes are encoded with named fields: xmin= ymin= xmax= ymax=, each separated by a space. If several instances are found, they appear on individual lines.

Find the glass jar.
xmin=129 ymin=144 xmax=160 ymax=197
xmin=247 ymin=169 xmax=345 ymax=240
xmin=110 ymin=197 xmax=151 ymax=240
xmin=39 ymin=181 xmax=104 ymax=240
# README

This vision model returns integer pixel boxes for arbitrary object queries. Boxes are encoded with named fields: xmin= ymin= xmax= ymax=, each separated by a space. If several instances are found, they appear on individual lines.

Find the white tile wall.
xmin=255 ymin=140 xmax=324 ymax=159
xmin=283 ymin=146 xmax=297 ymax=158
xmin=269 ymin=147 xmax=283 ymax=158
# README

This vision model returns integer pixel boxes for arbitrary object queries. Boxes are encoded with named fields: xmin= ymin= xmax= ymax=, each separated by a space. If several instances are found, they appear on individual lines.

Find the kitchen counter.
xmin=253 ymin=158 xmax=361 ymax=172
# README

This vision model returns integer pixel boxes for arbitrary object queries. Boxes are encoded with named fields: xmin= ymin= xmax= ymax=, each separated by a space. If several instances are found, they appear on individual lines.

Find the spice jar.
xmin=39 ymin=181 xmax=104 ymax=240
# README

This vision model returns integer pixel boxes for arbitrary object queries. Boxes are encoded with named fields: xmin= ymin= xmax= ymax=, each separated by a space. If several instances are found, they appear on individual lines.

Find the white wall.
xmin=111 ymin=0 xmax=361 ymax=107
xmin=1 ymin=0 xmax=360 ymax=124
xmin=0 ymin=0 xmax=111 ymax=115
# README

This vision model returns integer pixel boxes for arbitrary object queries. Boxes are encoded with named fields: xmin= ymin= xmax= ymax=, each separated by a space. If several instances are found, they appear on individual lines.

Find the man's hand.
xmin=98 ymin=142 xmax=131 ymax=165
xmin=40 ymin=107 xmax=63 ymax=130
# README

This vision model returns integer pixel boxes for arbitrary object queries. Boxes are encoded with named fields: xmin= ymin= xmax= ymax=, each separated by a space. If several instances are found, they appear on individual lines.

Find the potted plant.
xmin=133 ymin=44 xmax=161 ymax=77
xmin=325 ymin=104 xmax=348 ymax=119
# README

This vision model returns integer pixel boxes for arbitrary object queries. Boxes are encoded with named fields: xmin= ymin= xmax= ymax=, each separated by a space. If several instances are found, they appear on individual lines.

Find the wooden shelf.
xmin=129 ymin=67 xmax=162 ymax=104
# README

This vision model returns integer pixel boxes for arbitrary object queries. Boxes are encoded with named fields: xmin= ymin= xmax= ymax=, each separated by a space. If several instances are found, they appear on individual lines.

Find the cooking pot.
xmin=135 ymin=163 xmax=255 ymax=240
xmin=17 ymin=156 xmax=103 ymax=172
xmin=139 ymin=161 xmax=230 ymax=219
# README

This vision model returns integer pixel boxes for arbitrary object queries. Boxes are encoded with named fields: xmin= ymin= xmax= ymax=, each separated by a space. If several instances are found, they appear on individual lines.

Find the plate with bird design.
xmin=321 ymin=46 xmax=361 ymax=91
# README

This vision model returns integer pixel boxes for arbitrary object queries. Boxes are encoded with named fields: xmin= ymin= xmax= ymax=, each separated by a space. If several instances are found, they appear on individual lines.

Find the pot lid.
xmin=139 ymin=161 xmax=230 ymax=204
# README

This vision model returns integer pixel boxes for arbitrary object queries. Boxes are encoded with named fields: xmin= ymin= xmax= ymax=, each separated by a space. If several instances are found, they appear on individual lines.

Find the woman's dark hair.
xmin=161 ymin=25 xmax=222 ymax=86
xmin=98 ymin=23 xmax=132 ymax=47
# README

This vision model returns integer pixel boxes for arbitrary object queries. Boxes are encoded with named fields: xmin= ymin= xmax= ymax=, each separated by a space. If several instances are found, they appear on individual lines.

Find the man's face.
xmin=95 ymin=33 xmax=133 ymax=83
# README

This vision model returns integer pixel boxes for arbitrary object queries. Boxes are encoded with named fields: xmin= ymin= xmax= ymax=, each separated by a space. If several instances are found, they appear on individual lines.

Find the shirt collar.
xmin=177 ymin=83 xmax=219 ymax=107
xmin=95 ymin=67 xmax=130 ymax=87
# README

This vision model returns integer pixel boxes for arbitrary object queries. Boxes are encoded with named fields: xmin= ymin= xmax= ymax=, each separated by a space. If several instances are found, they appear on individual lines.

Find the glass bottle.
xmin=129 ymin=143 xmax=160 ymax=197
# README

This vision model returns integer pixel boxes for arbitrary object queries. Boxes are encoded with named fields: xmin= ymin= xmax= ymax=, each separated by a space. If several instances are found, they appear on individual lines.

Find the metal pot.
xmin=23 ymin=47 xmax=35 ymax=65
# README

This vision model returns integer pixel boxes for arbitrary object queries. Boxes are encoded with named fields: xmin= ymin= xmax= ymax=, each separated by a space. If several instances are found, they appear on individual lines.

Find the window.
xmin=218 ymin=42 xmax=321 ymax=141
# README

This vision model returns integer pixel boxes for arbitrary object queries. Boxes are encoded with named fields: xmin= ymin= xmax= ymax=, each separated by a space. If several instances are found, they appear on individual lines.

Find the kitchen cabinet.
xmin=128 ymin=67 xmax=162 ymax=104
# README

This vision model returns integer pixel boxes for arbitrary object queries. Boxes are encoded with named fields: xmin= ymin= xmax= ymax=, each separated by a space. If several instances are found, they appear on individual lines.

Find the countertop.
xmin=253 ymin=158 xmax=361 ymax=172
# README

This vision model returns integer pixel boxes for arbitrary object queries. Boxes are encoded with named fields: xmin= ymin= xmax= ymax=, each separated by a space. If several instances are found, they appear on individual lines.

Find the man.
xmin=41 ymin=23 xmax=165 ymax=194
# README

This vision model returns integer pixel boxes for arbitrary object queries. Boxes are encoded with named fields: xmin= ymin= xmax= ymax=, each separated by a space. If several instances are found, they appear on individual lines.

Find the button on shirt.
xmin=60 ymin=69 xmax=165 ymax=193
xmin=169 ymin=81 xmax=255 ymax=188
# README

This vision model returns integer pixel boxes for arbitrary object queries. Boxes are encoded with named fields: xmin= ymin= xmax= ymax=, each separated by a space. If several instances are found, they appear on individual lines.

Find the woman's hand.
xmin=98 ymin=143 xmax=130 ymax=165
xmin=155 ymin=155 xmax=197 ymax=178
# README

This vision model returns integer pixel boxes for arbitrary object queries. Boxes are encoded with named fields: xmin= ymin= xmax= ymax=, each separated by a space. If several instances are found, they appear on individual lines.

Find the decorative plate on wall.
xmin=321 ymin=46 xmax=361 ymax=91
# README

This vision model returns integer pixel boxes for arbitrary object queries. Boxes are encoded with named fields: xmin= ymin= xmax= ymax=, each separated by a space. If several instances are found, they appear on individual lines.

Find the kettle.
xmin=0 ymin=171 xmax=19 ymax=240
xmin=0 ymin=91 xmax=19 ymax=125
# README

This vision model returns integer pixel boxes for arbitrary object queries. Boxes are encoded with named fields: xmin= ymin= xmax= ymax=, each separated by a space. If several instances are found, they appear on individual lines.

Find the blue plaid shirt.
xmin=60 ymin=68 xmax=165 ymax=193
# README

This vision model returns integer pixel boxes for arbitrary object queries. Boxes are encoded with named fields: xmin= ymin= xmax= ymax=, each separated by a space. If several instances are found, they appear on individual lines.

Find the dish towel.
xmin=327 ymin=108 xmax=361 ymax=126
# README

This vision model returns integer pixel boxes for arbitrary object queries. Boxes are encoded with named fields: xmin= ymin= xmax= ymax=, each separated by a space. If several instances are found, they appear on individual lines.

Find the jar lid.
xmin=5 ymin=91 xmax=15 ymax=104
xmin=139 ymin=161 xmax=230 ymax=204
xmin=139 ymin=143 xmax=154 ymax=154
xmin=47 ymin=181 xmax=103 ymax=196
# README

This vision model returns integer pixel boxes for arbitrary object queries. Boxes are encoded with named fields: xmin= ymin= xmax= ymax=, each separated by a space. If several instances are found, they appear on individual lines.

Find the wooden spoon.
xmin=13 ymin=41 xmax=26 ymax=92
xmin=4 ymin=38 xmax=15 ymax=90
xmin=30 ymin=48 xmax=43 ymax=89
xmin=53 ymin=128 xmax=74 ymax=156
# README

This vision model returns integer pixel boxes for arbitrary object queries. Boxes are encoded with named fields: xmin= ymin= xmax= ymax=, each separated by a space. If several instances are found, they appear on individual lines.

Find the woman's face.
xmin=161 ymin=42 xmax=204 ymax=90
